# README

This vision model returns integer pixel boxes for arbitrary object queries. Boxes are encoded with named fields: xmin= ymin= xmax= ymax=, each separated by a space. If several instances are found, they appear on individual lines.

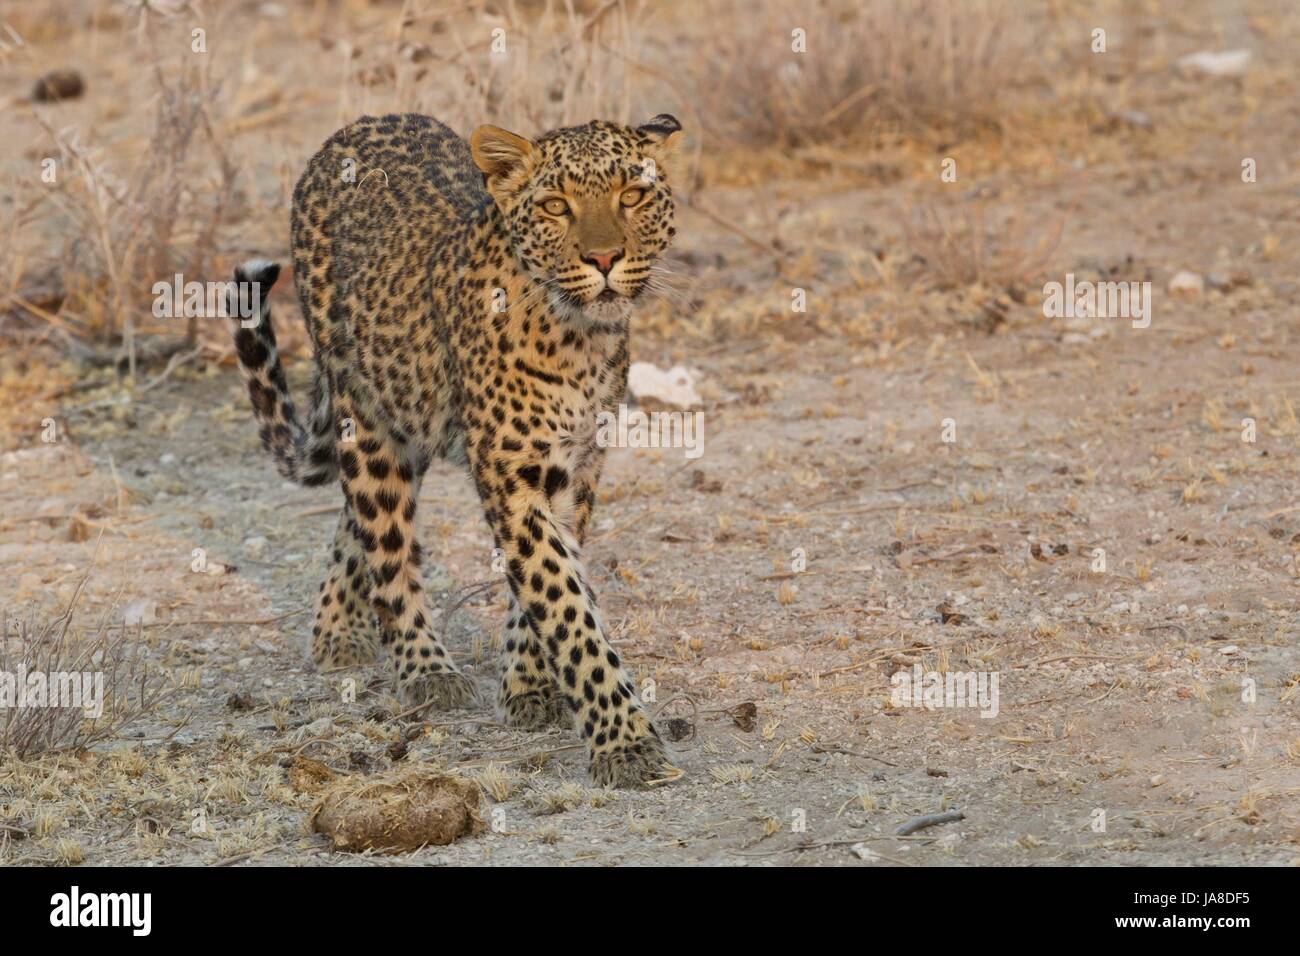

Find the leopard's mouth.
xmin=596 ymin=288 xmax=621 ymax=303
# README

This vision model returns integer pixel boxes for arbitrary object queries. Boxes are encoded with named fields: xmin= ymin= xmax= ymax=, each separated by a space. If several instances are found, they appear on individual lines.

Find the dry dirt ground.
xmin=2 ymin=1 xmax=1300 ymax=866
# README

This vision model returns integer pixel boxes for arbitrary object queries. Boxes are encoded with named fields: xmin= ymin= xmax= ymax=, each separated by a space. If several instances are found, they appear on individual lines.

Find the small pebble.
xmin=303 ymin=717 xmax=335 ymax=738
xmin=1168 ymin=271 xmax=1204 ymax=298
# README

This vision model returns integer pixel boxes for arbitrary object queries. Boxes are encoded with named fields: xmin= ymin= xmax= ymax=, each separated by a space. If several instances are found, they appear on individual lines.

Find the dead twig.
xmin=1141 ymin=623 xmax=1191 ymax=640
xmin=101 ymin=609 xmax=307 ymax=630
xmin=812 ymin=744 xmax=900 ymax=768
xmin=138 ymin=345 xmax=205 ymax=393
xmin=683 ymin=198 xmax=784 ymax=261
xmin=896 ymin=810 xmax=964 ymax=836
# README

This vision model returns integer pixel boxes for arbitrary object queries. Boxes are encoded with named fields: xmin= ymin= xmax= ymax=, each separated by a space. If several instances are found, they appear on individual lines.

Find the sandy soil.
xmin=2 ymin=0 xmax=1299 ymax=866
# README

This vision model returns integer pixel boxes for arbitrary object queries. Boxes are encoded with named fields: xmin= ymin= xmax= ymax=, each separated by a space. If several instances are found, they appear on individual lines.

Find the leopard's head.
xmin=471 ymin=114 xmax=683 ymax=323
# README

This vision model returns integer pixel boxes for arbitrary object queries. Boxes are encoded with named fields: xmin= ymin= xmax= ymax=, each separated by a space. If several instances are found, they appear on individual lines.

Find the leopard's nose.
xmin=581 ymin=248 xmax=624 ymax=275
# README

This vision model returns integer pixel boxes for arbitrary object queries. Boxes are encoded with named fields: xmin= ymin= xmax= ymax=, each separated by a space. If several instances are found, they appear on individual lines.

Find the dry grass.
xmin=470 ymin=760 xmax=519 ymax=802
xmin=338 ymin=0 xmax=660 ymax=137
xmin=1 ymin=568 xmax=172 ymax=760
xmin=899 ymin=199 xmax=1067 ymax=293
xmin=27 ymin=36 xmax=235 ymax=374
xmin=691 ymin=0 xmax=1032 ymax=147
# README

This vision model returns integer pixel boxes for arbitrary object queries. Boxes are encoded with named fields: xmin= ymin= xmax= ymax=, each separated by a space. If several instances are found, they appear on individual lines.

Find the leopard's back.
xmin=290 ymin=114 xmax=492 ymax=450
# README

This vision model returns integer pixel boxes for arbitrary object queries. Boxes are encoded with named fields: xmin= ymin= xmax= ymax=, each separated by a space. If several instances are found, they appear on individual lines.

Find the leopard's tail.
xmin=228 ymin=260 xmax=337 ymax=487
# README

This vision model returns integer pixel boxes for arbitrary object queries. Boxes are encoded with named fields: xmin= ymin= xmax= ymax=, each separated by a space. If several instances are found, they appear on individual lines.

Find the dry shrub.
xmin=25 ymin=21 xmax=235 ymax=369
xmin=900 ymin=200 xmax=1066 ymax=292
xmin=1 ymin=578 xmax=172 ymax=760
xmin=337 ymin=0 xmax=669 ymax=138
xmin=0 ymin=178 xmax=24 ymax=288
xmin=694 ymin=0 xmax=1031 ymax=146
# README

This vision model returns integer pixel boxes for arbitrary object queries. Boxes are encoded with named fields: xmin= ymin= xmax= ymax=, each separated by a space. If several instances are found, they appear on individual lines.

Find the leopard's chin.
xmin=578 ymin=294 xmax=633 ymax=328
xmin=547 ymin=286 xmax=633 ymax=330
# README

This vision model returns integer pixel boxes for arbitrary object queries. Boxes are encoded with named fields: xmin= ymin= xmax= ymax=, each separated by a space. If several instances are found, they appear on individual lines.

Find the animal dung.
xmin=310 ymin=768 xmax=485 ymax=853
xmin=32 ymin=69 xmax=85 ymax=102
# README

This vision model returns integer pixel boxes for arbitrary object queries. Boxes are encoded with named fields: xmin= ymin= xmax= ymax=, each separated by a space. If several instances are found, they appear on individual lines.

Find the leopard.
xmin=226 ymin=111 xmax=684 ymax=787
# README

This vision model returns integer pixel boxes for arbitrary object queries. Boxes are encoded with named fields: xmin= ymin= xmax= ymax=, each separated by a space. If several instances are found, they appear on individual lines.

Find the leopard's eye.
xmin=619 ymin=188 xmax=646 ymax=208
xmin=541 ymin=198 xmax=569 ymax=216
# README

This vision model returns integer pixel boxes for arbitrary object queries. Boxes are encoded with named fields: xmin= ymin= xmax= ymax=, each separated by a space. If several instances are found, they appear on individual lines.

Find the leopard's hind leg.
xmin=329 ymin=389 xmax=477 ymax=708
xmin=311 ymin=505 xmax=380 ymax=669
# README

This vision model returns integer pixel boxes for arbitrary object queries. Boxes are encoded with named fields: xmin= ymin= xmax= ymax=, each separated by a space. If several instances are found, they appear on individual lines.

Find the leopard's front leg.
xmin=496 ymin=474 xmax=599 ymax=730
xmin=481 ymin=480 xmax=672 ymax=787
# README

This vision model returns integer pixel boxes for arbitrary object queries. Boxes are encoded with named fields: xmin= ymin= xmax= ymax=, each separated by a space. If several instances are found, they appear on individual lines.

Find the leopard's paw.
xmin=312 ymin=630 xmax=379 ymax=670
xmin=396 ymin=667 xmax=480 ymax=710
xmin=588 ymin=725 xmax=680 ymax=789
xmin=498 ymin=684 xmax=569 ymax=730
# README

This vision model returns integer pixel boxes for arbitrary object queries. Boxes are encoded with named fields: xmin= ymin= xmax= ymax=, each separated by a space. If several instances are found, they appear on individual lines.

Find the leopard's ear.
xmin=470 ymin=125 xmax=537 ymax=198
xmin=637 ymin=113 xmax=682 ymax=150
xmin=636 ymin=114 xmax=684 ymax=183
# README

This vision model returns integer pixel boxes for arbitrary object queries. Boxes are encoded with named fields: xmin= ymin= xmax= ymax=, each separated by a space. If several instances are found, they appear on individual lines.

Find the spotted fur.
xmin=229 ymin=112 xmax=684 ymax=787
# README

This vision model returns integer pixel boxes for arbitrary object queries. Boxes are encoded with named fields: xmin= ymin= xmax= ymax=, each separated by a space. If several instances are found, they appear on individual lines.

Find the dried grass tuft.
xmin=22 ymin=22 xmax=235 ymax=369
xmin=692 ymin=0 xmax=1031 ymax=146
xmin=899 ymin=200 xmax=1066 ymax=292
xmin=339 ymin=0 xmax=661 ymax=138
xmin=1 ymin=570 xmax=173 ymax=760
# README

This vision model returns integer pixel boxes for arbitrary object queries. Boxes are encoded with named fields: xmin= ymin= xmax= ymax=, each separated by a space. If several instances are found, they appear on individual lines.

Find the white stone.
xmin=1177 ymin=49 xmax=1251 ymax=79
xmin=849 ymin=842 xmax=876 ymax=861
xmin=303 ymin=717 xmax=335 ymax=738
xmin=1168 ymin=271 xmax=1204 ymax=298
xmin=627 ymin=362 xmax=702 ymax=409
xmin=122 ymin=599 xmax=157 ymax=627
